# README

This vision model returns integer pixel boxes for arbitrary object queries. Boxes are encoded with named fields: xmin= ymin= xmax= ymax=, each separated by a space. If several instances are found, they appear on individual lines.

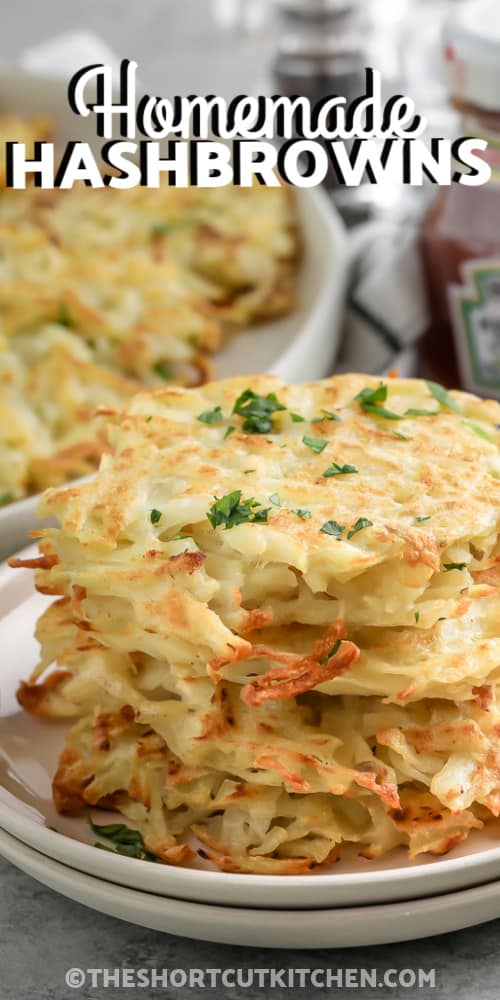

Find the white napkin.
xmin=338 ymin=210 xmax=428 ymax=376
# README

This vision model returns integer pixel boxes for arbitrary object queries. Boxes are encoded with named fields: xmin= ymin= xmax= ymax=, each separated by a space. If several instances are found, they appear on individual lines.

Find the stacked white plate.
xmin=3 ymin=549 xmax=500 ymax=948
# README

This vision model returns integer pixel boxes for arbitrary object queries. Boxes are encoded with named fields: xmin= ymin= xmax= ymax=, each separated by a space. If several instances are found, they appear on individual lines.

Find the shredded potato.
xmin=11 ymin=373 xmax=500 ymax=873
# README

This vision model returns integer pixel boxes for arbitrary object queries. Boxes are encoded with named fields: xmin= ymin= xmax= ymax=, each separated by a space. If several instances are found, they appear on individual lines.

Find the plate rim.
xmin=4 ymin=544 xmax=500 ymax=909
xmin=3 ymin=823 xmax=500 ymax=949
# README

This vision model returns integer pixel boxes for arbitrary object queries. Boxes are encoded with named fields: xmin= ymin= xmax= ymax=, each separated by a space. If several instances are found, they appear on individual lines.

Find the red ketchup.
xmin=421 ymin=0 xmax=500 ymax=399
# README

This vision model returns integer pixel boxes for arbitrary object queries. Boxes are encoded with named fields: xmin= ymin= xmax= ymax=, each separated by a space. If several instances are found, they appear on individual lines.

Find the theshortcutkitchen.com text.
xmin=5 ymin=60 xmax=490 ymax=189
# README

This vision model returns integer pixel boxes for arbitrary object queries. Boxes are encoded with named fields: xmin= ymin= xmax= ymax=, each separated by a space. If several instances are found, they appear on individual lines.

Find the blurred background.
xmin=1 ymin=0 xmax=496 ymax=392
xmin=2 ymin=0 xmax=463 ymax=231
xmin=1 ymin=0 xmax=456 ymax=123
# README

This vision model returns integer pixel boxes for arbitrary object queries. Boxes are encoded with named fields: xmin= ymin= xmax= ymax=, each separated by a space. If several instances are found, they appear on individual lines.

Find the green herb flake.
xmin=197 ymin=405 xmax=223 ymax=425
xmin=172 ymin=533 xmax=190 ymax=540
xmin=462 ymin=420 xmax=493 ymax=442
xmin=393 ymin=431 xmax=412 ymax=441
xmin=224 ymin=425 xmax=235 ymax=440
xmin=269 ymin=493 xmax=281 ymax=507
xmin=0 ymin=492 xmax=14 ymax=507
xmin=145 ymin=415 xmax=153 ymax=423
xmin=415 ymin=515 xmax=431 ymax=523
xmin=152 ymin=360 xmax=172 ymax=381
xmin=404 ymin=407 xmax=439 ymax=417
xmin=312 ymin=410 xmax=341 ymax=423
xmin=443 ymin=562 xmax=467 ymax=572
xmin=319 ymin=639 xmax=342 ymax=664
xmin=232 ymin=388 xmax=285 ymax=434
xmin=88 ymin=815 xmax=158 ymax=863
xmin=207 ymin=491 xmax=270 ymax=530
xmin=426 ymin=380 xmax=462 ymax=413
xmin=151 ymin=221 xmax=175 ymax=238
xmin=354 ymin=383 xmax=388 ymax=406
xmin=347 ymin=518 xmax=373 ymax=540
xmin=292 ymin=508 xmax=312 ymax=519
xmin=243 ymin=469 xmax=255 ymax=474
xmin=57 ymin=303 xmax=73 ymax=328
xmin=355 ymin=383 xmax=441 ymax=421
xmin=322 ymin=462 xmax=358 ymax=478
xmin=150 ymin=508 xmax=162 ymax=525
xmin=414 ymin=611 xmax=420 ymax=623
xmin=290 ymin=412 xmax=305 ymax=423
xmin=361 ymin=402 xmax=404 ymax=420
xmin=302 ymin=435 xmax=328 ymax=454
xmin=320 ymin=520 xmax=344 ymax=537
xmin=354 ymin=384 xmax=402 ymax=420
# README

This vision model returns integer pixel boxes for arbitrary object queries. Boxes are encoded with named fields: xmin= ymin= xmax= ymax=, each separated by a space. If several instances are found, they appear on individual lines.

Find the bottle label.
xmin=449 ymin=259 xmax=500 ymax=397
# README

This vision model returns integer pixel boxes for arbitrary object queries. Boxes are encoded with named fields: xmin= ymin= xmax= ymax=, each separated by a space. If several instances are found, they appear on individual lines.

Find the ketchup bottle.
xmin=421 ymin=0 xmax=500 ymax=398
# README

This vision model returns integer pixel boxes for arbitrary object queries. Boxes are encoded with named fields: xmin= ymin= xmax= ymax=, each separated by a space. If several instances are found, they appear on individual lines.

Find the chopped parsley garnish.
xmin=57 ymin=303 xmax=73 ymax=328
xmin=269 ymin=493 xmax=281 ymax=506
xmin=292 ymin=508 xmax=312 ymax=519
xmin=322 ymin=462 xmax=358 ymax=477
xmin=150 ymin=508 xmax=162 ymax=525
xmin=462 ymin=420 xmax=492 ymax=442
xmin=224 ymin=425 xmax=235 ymax=440
xmin=363 ymin=403 xmax=404 ymax=420
xmin=320 ymin=520 xmax=344 ymax=537
xmin=415 ymin=515 xmax=431 ymax=523
xmin=354 ymin=384 xmax=402 ymax=420
xmin=355 ymin=383 xmax=438 ymax=420
xmin=290 ymin=412 xmax=305 ymax=423
xmin=0 ymin=492 xmax=14 ymax=506
xmin=232 ymin=388 xmax=285 ymax=434
xmin=443 ymin=562 xmax=467 ymax=572
xmin=152 ymin=360 xmax=172 ymax=381
xmin=207 ymin=491 xmax=270 ymax=530
xmin=347 ymin=518 xmax=373 ymax=540
xmin=302 ymin=435 xmax=327 ymax=454
xmin=312 ymin=410 xmax=341 ymax=423
xmin=88 ymin=815 xmax=158 ymax=862
xmin=404 ymin=407 xmax=439 ymax=417
xmin=355 ymin=384 xmax=387 ymax=406
xmin=426 ymin=380 xmax=462 ymax=413
xmin=319 ymin=639 xmax=342 ymax=664
xmin=393 ymin=431 xmax=411 ymax=441
xmin=145 ymin=415 xmax=153 ymax=423
xmin=243 ymin=469 xmax=255 ymax=474
xmin=197 ymin=406 xmax=223 ymax=425
xmin=414 ymin=611 xmax=420 ymax=623
xmin=151 ymin=221 xmax=175 ymax=238
xmin=172 ymin=533 xmax=190 ymax=540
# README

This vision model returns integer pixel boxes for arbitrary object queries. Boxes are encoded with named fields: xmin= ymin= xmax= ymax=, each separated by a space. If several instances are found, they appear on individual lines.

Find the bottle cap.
xmin=443 ymin=0 xmax=500 ymax=111
xmin=275 ymin=0 xmax=356 ymax=18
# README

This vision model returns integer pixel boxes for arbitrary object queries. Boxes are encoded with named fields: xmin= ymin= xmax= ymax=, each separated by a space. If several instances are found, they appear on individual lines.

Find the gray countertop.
xmin=1 ymin=2 xmax=499 ymax=996
xmin=2 ymin=853 xmax=500 ymax=999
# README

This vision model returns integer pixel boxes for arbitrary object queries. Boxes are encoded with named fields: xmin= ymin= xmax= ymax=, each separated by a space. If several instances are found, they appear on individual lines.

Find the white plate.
xmin=0 ymin=67 xmax=349 ymax=561
xmin=3 ymin=824 xmax=500 ymax=948
xmin=4 ymin=546 xmax=500 ymax=912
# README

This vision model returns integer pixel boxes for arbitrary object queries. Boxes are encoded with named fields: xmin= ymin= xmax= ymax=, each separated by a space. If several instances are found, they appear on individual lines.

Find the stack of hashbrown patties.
xmin=14 ymin=373 xmax=500 ymax=872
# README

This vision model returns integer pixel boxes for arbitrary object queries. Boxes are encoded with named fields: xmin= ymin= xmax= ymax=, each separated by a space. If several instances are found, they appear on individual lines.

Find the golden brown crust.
xmin=241 ymin=625 xmax=360 ymax=706
xmin=17 ymin=669 xmax=72 ymax=717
